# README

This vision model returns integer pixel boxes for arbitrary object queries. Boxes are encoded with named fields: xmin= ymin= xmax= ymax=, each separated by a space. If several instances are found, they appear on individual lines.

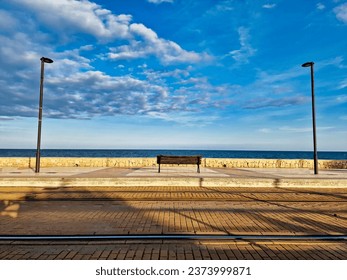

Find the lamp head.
xmin=302 ymin=62 xmax=314 ymax=67
xmin=41 ymin=57 xmax=54 ymax=63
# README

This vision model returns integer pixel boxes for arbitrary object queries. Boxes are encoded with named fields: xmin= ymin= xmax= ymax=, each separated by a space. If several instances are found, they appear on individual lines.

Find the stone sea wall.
xmin=0 ymin=157 xmax=346 ymax=169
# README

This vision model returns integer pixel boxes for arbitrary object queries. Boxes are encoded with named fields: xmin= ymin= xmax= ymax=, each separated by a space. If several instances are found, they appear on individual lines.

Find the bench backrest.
xmin=157 ymin=155 xmax=202 ymax=164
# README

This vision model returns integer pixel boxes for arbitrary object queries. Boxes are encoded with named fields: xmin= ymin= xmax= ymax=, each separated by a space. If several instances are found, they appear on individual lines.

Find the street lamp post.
xmin=35 ymin=57 xmax=53 ymax=173
xmin=302 ymin=61 xmax=318 ymax=175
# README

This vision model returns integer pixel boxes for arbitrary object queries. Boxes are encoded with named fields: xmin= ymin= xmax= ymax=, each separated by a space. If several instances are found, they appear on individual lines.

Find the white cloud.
xmin=337 ymin=79 xmax=347 ymax=89
xmin=108 ymin=23 xmax=210 ymax=64
xmin=43 ymin=70 xmax=171 ymax=118
xmin=44 ymin=67 xmax=229 ymax=122
xmin=229 ymin=27 xmax=256 ymax=64
xmin=147 ymin=0 xmax=174 ymax=4
xmin=334 ymin=3 xmax=347 ymax=24
xmin=9 ymin=0 xmax=132 ymax=40
xmin=316 ymin=3 xmax=326 ymax=10
xmin=0 ymin=7 xmax=220 ymax=125
xmin=318 ymin=56 xmax=346 ymax=69
xmin=262 ymin=4 xmax=276 ymax=9
xmin=7 ymin=0 xmax=206 ymax=65
xmin=0 ymin=22 xmax=222 ymax=122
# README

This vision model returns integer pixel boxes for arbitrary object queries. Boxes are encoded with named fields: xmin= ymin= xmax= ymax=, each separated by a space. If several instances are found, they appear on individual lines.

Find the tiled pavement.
xmin=1 ymin=166 xmax=347 ymax=179
xmin=1 ymin=186 xmax=346 ymax=259
xmin=1 ymin=240 xmax=346 ymax=260
xmin=1 ymin=187 xmax=346 ymax=235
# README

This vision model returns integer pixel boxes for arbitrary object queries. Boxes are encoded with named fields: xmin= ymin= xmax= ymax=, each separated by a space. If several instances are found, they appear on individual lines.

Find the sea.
xmin=0 ymin=149 xmax=346 ymax=160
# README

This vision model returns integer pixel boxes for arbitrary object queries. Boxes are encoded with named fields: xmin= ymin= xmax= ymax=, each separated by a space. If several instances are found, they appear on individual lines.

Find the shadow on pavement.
xmin=1 ymin=184 xmax=347 ymax=259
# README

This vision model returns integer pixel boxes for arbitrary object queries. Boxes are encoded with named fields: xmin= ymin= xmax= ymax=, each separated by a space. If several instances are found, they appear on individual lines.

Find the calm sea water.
xmin=0 ymin=149 xmax=346 ymax=160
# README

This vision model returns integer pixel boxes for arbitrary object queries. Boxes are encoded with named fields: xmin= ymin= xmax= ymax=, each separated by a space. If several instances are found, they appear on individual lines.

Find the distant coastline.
xmin=0 ymin=149 xmax=346 ymax=160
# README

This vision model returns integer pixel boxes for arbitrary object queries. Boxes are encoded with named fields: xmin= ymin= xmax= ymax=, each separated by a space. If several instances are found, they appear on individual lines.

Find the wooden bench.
xmin=156 ymin=155 xmax=202 ymax=173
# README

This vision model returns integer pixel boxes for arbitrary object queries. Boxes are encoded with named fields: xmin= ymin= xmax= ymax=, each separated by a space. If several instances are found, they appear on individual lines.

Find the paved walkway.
xmin=1 ymin=187 xmax=347 ymax=235
xmin=1 ymin=239 xmax=346 ymax=260
xmin=1 ymin=166 xmax=347 ymax=179
xmin=1 ymin=166 xmax=347 ymax=189
xmin=0 ymin=166 xmax=346 ymax=260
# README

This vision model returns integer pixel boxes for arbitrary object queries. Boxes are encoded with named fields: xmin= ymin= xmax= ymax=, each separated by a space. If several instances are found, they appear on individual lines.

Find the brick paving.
xmin=0 ymin=186 xmax=346 ymax=259
xmin=0 ymin=240 xmax=346 ymax=260
xmin=1 ymin=187 xmax=346 ymax=235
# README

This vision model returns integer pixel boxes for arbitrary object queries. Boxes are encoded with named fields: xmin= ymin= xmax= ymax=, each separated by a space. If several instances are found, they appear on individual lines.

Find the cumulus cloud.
xmin=0 ymin=0 xmax=233 ymax=123
xmin=108 ymin=23 xmax=209 ymax=64
xmin=43 ymin=71 xmax=171 ymax=118
xmin=0 ymin=10 xmax=160 ymax=119
xmin=0 ymin=22 xmax=225 ymax=122
xmin=9 ymin=0 xmax=132 ymax=40
xmin=0 ymin=31 xmax=96 ymax=119
xmin=0 ymin=66 xmax=170 ymax=119
xmin=229 ymin=27 xmax=256 ymax=64
xmin=0 ymin=60 xmax=231 ymax=120
xmin=7 ymin=0 xmax=206 ymax=64
xmin=334 ymin=3 xmax=347 ymax=24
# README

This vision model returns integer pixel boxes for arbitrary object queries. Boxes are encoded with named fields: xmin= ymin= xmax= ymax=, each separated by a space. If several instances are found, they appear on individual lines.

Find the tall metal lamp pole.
xmin=35 ymin=57 xmax=53 ymax=173
xmin=302 ymin=61 xmax=318 ymax=175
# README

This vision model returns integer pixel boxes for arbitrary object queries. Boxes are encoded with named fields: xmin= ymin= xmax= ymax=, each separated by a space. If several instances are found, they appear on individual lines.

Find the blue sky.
xmin=0 ymin=0 xmax=346 ymax=151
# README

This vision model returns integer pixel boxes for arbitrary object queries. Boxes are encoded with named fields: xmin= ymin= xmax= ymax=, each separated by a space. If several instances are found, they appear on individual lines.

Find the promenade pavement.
xmin=1 ymin=166 xmax=347 ymax=179
xmin=0 ymin=166 xmax=346 ymax=260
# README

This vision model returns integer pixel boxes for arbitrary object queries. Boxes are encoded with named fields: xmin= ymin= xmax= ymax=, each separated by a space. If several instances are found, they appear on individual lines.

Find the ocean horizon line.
xmin=1 ymin=148 xmax=346 ymax=152
xmin=0 ymin=149 xmax=346 ymax=160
